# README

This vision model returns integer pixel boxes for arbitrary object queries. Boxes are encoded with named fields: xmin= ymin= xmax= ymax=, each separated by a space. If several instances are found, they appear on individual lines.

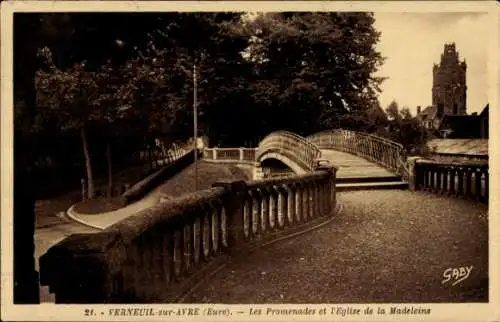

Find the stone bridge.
xmin=39 ymin=129 xmax=489 ymax=304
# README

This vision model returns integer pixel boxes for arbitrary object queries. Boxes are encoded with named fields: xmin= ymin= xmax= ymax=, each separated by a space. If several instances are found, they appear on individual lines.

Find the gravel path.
xmin=184 ymin=190 xmax=488 ymax=303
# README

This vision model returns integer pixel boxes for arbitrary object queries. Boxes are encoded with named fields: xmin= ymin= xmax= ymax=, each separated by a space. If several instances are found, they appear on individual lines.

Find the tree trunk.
xmin=80 ymin=126 xmax=94 ymax=199
xmin=106 ymin=140 xmax=113 ymax=198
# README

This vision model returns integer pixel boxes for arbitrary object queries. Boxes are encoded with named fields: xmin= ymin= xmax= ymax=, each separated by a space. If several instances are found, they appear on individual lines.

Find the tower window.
xmin=453 ymin=103 xmax=458 ymax=114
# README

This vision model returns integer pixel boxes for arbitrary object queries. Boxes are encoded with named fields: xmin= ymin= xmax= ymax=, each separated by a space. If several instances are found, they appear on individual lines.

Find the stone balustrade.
xmin=39 ymin=164 xmax=337 ymax=303
xmin=257 ymin=131 xmax=321 ymax=172
xmin=410 ymin=159 xmax=488 ymax=204
xmin=203 ymin=147 xmax=258 ymax=164
xmin=307 ymin=129 xmax=407 ymax=177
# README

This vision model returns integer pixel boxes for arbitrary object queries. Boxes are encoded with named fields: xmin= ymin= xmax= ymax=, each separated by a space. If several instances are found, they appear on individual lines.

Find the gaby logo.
xmin=442 ymin=266 xmax=473 ymax=286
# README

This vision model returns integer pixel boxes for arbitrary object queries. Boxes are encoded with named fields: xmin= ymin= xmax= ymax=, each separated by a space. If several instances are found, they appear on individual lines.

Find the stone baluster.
xmin=276 ymin=186 xmax=286 ymax=229
xmin=457 ymin=167 xmax=464 ymax=197
xmin=201 ymin=208 xmax=212 ymax=261
xmin=242 ymin=196 xmax=251 ymax=240
xmin=474 ymin=169 xmax=482 ymax=201
xmin=172 ymin=230 xmax=183 ymax=281
xmin=269 ymin=187 xmax=278 ymax=230
xmin=449 ymin=167 xmax=456 ymax=195
xmin=309 ymin=181 xmax=317 ymax=218
xmin=183 ymin=223 xmax=193 ymax=274
xmin=465 ymin=168 xmax=473 ymax=198
xmin=443 ymin=167 xmax=449 ymax=194
xmin=220 ymin=205 xmax=229 ymax=249
xmin=295 ymin=183 xmax=303 ymax=223
xmin=211 ymin=203 xmax=221 ymax=254
xmin=429 ymin=168 xmax=435 ymax=191
xmin=191 ymin=215 xmax=201 ymax=267
xmin=435 ymin=167 xmax=442 ymax=193
xmin=161 ymin=231 xmax=174 ymax=290
xmin=302 ymin=182 xmax=309 ymax=220
xmin=286 ymin=184 xmax=295 ymax=226
xmin=212 ymin=180 xmax=247 ymax=249
xmin=260 ymin=188 xmax=269 ymax=233
xmin=250 ymin=189 xmax=261 ymax=236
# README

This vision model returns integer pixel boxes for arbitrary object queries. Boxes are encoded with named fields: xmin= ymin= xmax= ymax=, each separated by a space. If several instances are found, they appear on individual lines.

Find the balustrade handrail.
xmin=411 ymin=158 xmax=488 ymax=204
xmin=205 ymin=147 xmax=257 ymax=151
xmin=203 ymin=147 xmax=258 ymax=164
xmin=260 ymin=130 xmax=320 ymax=150
xmin=307 ymin=129 xmax=408 ymax=178
xmin=39 ymin=165 xmax=338 ymax=303
xmin=308 ymin=129 xmax=404 ymax=150
xmin=257 ymin=131 xmax=321 ymax=172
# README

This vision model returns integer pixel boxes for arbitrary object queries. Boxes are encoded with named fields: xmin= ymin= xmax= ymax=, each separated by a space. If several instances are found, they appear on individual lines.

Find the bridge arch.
xmin=256 ymin=131 xmax=321 ymax=174
xmin=258 ymin=152 xmax=308 ymax=175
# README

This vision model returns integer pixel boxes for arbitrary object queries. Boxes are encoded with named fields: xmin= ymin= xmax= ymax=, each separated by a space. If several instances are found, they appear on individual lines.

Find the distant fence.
xmin=39 ymin=164 xmax=337 ymax=303
xmin=90 ymin=139 xmax=193 ymax=199
xmin=203 ymin=148 xmax=258 ymax=164
xmin=140 ymin=140 xmax=192 ymax=172
xmin=410 ymin=159 xmax=488 ymax=204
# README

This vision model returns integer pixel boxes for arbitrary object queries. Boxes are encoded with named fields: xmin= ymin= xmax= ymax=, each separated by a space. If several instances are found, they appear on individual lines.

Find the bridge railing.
xmin=257 ymin=131 xmax=321 ymax=172
xmin=411 ymin=159 xmax=488 ymax=204
xmin=307 ymin=129 xmax=408 ymax=177
xmin=39 ymin=164 xmax=337 ymax=303
xmin=203 ymin=148 xmax=258 ymax=164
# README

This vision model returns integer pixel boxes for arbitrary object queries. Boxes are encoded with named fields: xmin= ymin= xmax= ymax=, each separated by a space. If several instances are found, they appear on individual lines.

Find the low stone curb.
xmin=66 ymin=204 xmax=107 ymax=230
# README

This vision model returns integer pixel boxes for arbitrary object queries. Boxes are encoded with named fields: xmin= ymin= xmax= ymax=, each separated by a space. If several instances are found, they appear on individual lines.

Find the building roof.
xmin=480 ymin=104 xmax=489 ymax=117
xmin=438 ymin=115 xmax=481 ymax=138
xmin=427 ymin=139 xmax=488 ymax=156
xmin=418 ymin=105 xmax=437 ymax=120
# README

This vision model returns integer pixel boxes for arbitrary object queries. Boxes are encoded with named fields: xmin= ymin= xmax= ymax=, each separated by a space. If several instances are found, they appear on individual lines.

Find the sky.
xmin=373 ymin=12 xmax=489 ymax=116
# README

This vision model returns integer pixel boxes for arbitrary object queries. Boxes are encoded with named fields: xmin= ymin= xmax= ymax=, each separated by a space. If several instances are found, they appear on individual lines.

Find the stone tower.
xmin=432 ymin=43 xmax=467 ymax=117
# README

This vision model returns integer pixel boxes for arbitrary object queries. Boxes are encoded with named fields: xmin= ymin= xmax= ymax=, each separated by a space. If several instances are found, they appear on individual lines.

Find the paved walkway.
xmin=320 ymin=149 xmax=396 ymax=179
xmin=67 ymin=185 xmax=165 ymax=229
xmin=184 ymin=190 xmax=488 ymax=303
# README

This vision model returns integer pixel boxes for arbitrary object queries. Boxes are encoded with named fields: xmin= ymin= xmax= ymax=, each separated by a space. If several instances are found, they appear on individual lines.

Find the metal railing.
xmin=39 ymin=165 xmax=337 ymax=303
xmin=307 ymin=129 xmax=408 ymax=178
xmin=140 ymin=140 xmax=192 ymax=171
xmin=257 ymin=131 xmax=321 ymax=172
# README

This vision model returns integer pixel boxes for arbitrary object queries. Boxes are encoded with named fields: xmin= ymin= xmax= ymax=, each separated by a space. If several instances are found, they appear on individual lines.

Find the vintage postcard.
xmin=1 ymin=1 xmax=498 ymax=321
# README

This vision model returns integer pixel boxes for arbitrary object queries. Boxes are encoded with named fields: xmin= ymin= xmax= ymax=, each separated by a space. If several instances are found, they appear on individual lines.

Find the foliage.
xmin=381 ymin=100 xmax=434 ymax=155
xmin=235 ymin=12 xmax=385 ymax=136
xmin=17 ymin=12 xmax=390 ymax=197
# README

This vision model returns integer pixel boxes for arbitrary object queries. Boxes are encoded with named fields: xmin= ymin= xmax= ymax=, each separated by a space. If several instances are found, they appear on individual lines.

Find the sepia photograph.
xmin=1 ymin=1 xmax=498 ymax=321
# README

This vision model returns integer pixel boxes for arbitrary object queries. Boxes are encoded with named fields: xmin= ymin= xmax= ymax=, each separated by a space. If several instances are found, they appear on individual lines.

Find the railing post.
xmin=212 ymin=180 xmax=247 ymax=251
xmin=213 ymin=148 xmax=218 ymax=161
xmin=315 ymin=161 xmax=337 ymax=215
xmin=39 ymin=232 xmax=125 ymax=303
xmin=407 ymin=157 xmax=424 ymax=191
xmin=239 ymin=148 xmax=244 ymax=161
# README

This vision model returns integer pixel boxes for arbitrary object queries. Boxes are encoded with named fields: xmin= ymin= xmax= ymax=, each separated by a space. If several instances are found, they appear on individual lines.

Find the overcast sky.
xmin=373 ymin=12 xmax=489 ymax=116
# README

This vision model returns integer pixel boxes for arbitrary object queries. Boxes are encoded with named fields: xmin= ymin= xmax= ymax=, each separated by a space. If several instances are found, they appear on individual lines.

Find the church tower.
xmin=432 ymin=43 xmax=467 ymax=117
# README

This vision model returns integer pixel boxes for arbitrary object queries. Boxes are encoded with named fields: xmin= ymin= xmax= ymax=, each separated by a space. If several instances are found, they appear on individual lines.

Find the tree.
xmin=35 ymin=47 xmax=111 ymax=199
xmin=385 ymin=100 xmax=401 ymax=122
xmin=236 ymin=12 xmax=385 ymax=135
xmin=400 ymin=107 xmax=413 ymax=120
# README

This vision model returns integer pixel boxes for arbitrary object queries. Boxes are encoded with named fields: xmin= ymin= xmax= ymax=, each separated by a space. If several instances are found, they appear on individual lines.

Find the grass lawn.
xmin=158 ymin=160 xmax=252 ymax=197
xmin=72 ymin=197 xmax=124 ymax=215
xmin=68 ymin=160 xmax=252 ymax=214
